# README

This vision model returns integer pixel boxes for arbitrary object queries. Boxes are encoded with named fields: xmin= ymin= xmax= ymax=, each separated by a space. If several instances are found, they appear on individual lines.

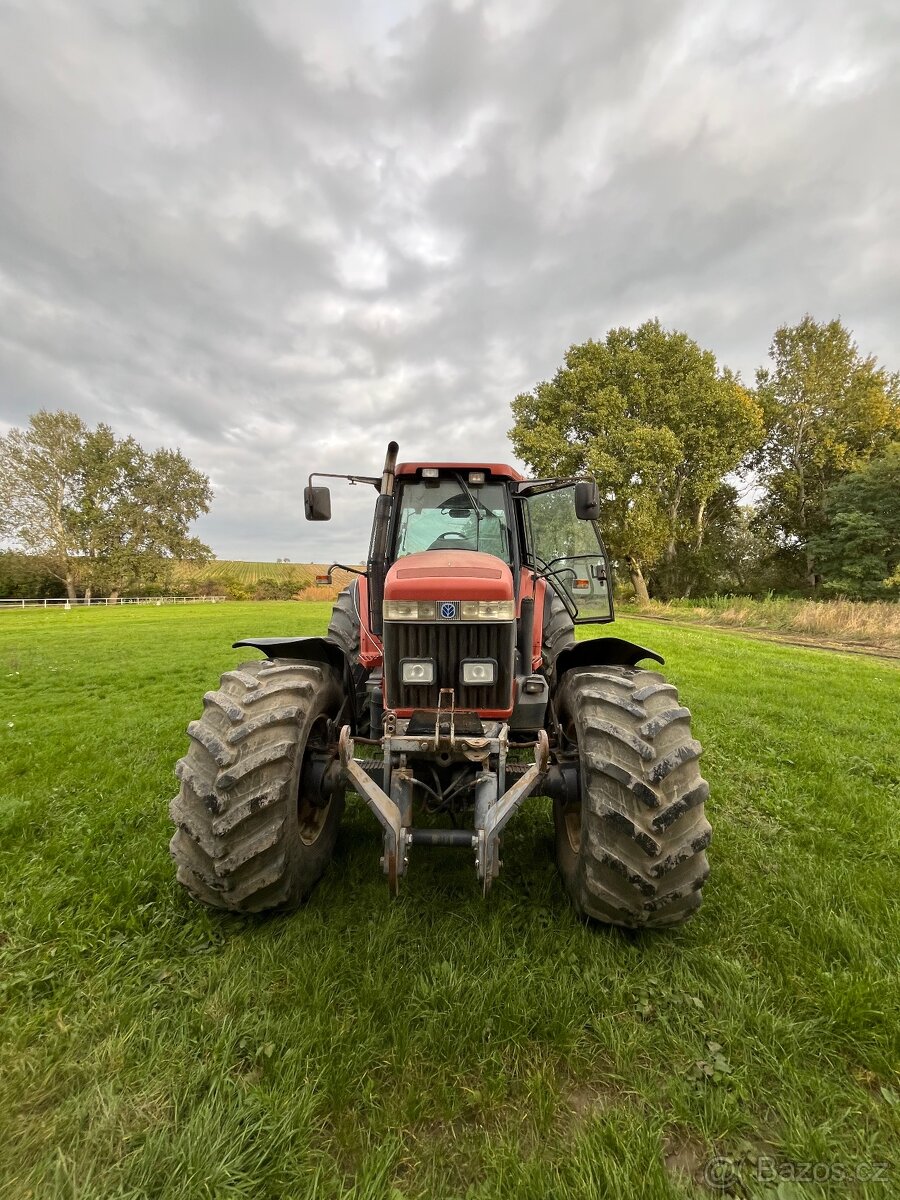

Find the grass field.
xmin=2 ymin=603 xmax=898 ymax=1199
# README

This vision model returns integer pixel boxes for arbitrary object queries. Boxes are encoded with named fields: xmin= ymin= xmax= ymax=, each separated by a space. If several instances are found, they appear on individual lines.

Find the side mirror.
xmin=304 ymin=486 xmax=332 ymax=521
xmin=574 ymin=480 xmax=600 ymax=521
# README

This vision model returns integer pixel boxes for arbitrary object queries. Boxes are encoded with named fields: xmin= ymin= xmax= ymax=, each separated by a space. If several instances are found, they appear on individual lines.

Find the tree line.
xmin=510 ymin=315 xmax=900 ymax=602
xmin=0 ymin=411 xmax=212 ymax=601
xmin=3 ymin=314 xmax=898 ymax=605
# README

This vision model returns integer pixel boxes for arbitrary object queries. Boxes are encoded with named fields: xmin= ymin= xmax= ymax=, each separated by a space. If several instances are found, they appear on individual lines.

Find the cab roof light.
xmin=467 ymin=470 xmax=486 ymax=485
xmin=421 ymin=468 xmax=440 ymax=478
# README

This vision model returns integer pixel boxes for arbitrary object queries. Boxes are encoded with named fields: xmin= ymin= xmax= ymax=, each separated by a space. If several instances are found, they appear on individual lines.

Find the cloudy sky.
xmin=1 ymin=0 xmax=898 ymax=562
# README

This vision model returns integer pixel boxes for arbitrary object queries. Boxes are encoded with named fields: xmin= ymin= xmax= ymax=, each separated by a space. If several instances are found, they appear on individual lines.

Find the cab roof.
xmin=395 ymin=462 xmax=524 ymax=481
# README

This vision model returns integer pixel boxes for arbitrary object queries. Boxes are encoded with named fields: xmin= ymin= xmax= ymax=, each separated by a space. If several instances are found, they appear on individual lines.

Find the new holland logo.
xmin=439 ymin=601 xmax=458 ymax=620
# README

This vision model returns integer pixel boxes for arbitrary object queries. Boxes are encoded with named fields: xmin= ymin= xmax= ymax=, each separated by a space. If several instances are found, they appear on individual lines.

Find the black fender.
xmin=554 ymin=636 xmax=664 ymax=679
xmin=232 ymin=636 xmax=359 ymax=730
xmin=232 ymin=635 xmax=347 ymax=671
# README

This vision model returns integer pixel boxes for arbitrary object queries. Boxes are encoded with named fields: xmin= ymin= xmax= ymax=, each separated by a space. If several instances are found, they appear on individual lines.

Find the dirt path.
xmin=621 ymin=611 xmax=900 ymax=662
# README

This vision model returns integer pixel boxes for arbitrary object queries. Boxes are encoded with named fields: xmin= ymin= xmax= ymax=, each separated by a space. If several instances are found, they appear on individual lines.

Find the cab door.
xmin=517 ymin=482 xmax=614 ymax=623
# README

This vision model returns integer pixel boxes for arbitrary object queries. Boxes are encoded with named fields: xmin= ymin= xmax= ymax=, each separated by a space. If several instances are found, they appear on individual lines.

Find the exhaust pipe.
xmin=368 ymin=441 xmax=399 ymax=637
xmin=380 ymin=440 xmax=399 ymax=497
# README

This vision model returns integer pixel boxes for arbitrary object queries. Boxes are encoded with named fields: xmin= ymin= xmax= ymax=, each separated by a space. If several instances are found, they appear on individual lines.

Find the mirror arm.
xmin=307 ymin=471 xmax=381 ymax=490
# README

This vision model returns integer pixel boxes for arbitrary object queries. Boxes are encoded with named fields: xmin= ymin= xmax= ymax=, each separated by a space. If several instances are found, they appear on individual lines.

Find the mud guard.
xmin=232 ymin=636 xmax=347 ymax=671
xmin=232 ymin=636 xmax=360 ymax=729
xmin=554 ymin=636 xmax=664 ymax=677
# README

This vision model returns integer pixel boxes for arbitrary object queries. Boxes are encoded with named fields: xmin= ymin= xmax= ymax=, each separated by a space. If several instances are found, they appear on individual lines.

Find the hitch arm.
xmin=478 ymin=730 xmax=550 ymax=893
xmin=338 ymin=726 xmax=406 ymax=894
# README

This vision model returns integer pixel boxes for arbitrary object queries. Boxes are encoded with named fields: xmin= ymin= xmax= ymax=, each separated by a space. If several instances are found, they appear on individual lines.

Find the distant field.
xmin=172 ymin=560 xmax=362 ymax=599
xmin=1 ymin=603 xmax=898 ymax=1197
xmin=173 ymin=560 xmax=340 ymax=585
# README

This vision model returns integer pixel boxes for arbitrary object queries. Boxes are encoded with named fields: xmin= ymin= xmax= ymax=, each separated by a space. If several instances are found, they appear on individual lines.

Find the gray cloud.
xmin=1 ymin=0 xmax=898 ymax=561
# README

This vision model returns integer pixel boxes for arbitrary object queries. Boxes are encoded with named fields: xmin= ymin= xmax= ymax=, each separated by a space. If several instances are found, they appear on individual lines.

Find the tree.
xmin=0 ymin=410 xmax=213 ymax=600
xmin=0 ymin=411 xmax=85 ymax=600
xmin=510 ymin=320 xmax=764 ymax=602
xmin=754 ymin=316 xmax=900 ymax=587
xmin=650 ymin=485 xmax=749 ymax=598
xmin=0 ymin=551 xmax=65 ymax=600
xmin=808 ymin=444 xmax=900 ymax=599
xmin=251 ymin=571 xmax=309 ymax=601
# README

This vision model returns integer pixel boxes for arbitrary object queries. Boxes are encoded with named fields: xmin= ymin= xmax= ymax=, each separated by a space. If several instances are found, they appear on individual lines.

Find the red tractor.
xmin=170 ymin=443 xmax=710 ymax=927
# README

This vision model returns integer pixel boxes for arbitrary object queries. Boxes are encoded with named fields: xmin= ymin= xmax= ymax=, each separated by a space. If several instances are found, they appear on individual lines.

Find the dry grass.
xmin=620 ymin=596 xmax=900 ymax=651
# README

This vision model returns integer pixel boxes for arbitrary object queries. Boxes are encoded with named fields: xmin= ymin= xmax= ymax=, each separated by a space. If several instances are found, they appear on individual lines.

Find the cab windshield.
xmin=393 ymin=478 xmax=512 ymax=563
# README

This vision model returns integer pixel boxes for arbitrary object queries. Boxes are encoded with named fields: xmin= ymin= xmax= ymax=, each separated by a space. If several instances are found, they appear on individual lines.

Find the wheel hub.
xmin=562 ymin=801 xmax=582 ymax=855
xmin=298 ymin=718 xmax=341 ymax=846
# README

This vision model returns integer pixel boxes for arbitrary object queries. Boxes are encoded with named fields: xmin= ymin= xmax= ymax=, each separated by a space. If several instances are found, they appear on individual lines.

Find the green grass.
xmin=1 ymin=603 xmax=898 ymax=1199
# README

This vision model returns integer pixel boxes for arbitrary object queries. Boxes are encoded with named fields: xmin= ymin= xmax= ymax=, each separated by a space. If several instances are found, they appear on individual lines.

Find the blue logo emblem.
xmin=439 ymin=601 xmax=458 ymax=620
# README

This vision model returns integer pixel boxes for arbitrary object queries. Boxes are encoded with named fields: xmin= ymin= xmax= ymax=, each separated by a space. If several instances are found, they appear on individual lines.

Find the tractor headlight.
xmin=461 ymin=659 xmax=497 ymax=685
xmin=383 ymin=600 xmax=436 ymax=620
xmin=400 ymin=659 xmax=435 ymax=685
xmin=459 ymin=600 xmax=515 ymax=620
xmin=384 ymin=599 xmax=513 ymax=621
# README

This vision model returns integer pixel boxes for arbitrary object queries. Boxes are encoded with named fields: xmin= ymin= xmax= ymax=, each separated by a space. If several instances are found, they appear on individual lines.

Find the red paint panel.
xmin=517 ymin=571 xmax=547 ymax=673
xmin=354 ymin=576 xmax=384 ymax=670
xmin=392 ymin=705 xmax=515 ymax=720
xmin=384 ymin=551 xmax=514 ymax=602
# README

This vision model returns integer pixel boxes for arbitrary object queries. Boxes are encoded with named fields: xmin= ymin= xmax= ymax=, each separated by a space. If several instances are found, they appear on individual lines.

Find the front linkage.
xmin=339 ymin=693 xmax=550 ymax=895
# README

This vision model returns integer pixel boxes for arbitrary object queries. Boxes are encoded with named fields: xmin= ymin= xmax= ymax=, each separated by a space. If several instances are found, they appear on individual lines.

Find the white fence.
xmin=0 ymin=595 xmax=228 ymax=611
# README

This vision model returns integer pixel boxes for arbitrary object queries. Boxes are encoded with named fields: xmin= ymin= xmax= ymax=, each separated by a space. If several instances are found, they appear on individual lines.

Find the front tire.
xmin=170 ymin=659 xmax=345 ymax=913
xmin=554 ymin=665 xmax=711 ymax=928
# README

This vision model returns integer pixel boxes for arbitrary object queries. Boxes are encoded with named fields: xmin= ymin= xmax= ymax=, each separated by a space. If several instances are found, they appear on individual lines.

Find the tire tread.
xmin=170 ymin=659 xmax=343 ymax=913
xmin=556 ymin=664 xmax=710 ymax=928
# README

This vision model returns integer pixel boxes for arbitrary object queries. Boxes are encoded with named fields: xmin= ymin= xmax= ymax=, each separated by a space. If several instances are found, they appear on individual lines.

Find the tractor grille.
xmin=384 ymin=621 xmax=515 ymax=712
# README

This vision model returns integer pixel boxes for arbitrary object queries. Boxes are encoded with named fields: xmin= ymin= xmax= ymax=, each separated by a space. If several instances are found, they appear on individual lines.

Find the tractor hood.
xmin=384 ymin=551 xmax=514 ymax=602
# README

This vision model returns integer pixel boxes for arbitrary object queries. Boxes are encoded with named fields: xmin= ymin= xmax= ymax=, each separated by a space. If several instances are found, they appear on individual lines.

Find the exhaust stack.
xmin=367 ymin=441 xmax=399 ymax=637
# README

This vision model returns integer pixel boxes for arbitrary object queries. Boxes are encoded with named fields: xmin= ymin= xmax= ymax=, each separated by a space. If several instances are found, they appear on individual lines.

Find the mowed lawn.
xmin=1 ymin=603 xmax=898 ymax=1200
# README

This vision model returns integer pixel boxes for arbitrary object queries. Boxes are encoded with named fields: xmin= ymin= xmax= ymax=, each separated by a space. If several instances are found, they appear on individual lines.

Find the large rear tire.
xmin=170 ymin=659 xmax=345 ymax=913
xmin=554 ymin=665 xmax=711 ymax=928
xmin=327 ymin=581 xmax=370 ymax=735
xmin=540 ymin=585 xmax=575 ymax=683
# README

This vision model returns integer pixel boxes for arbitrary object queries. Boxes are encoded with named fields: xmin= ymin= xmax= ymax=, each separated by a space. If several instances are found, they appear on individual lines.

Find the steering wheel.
xmin=427 ymin=532 xmax=475 ymax=550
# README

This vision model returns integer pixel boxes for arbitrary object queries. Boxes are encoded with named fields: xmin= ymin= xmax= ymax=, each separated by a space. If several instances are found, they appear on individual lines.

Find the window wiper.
xmin=453 ymin=472 xmax=485 ymax=550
